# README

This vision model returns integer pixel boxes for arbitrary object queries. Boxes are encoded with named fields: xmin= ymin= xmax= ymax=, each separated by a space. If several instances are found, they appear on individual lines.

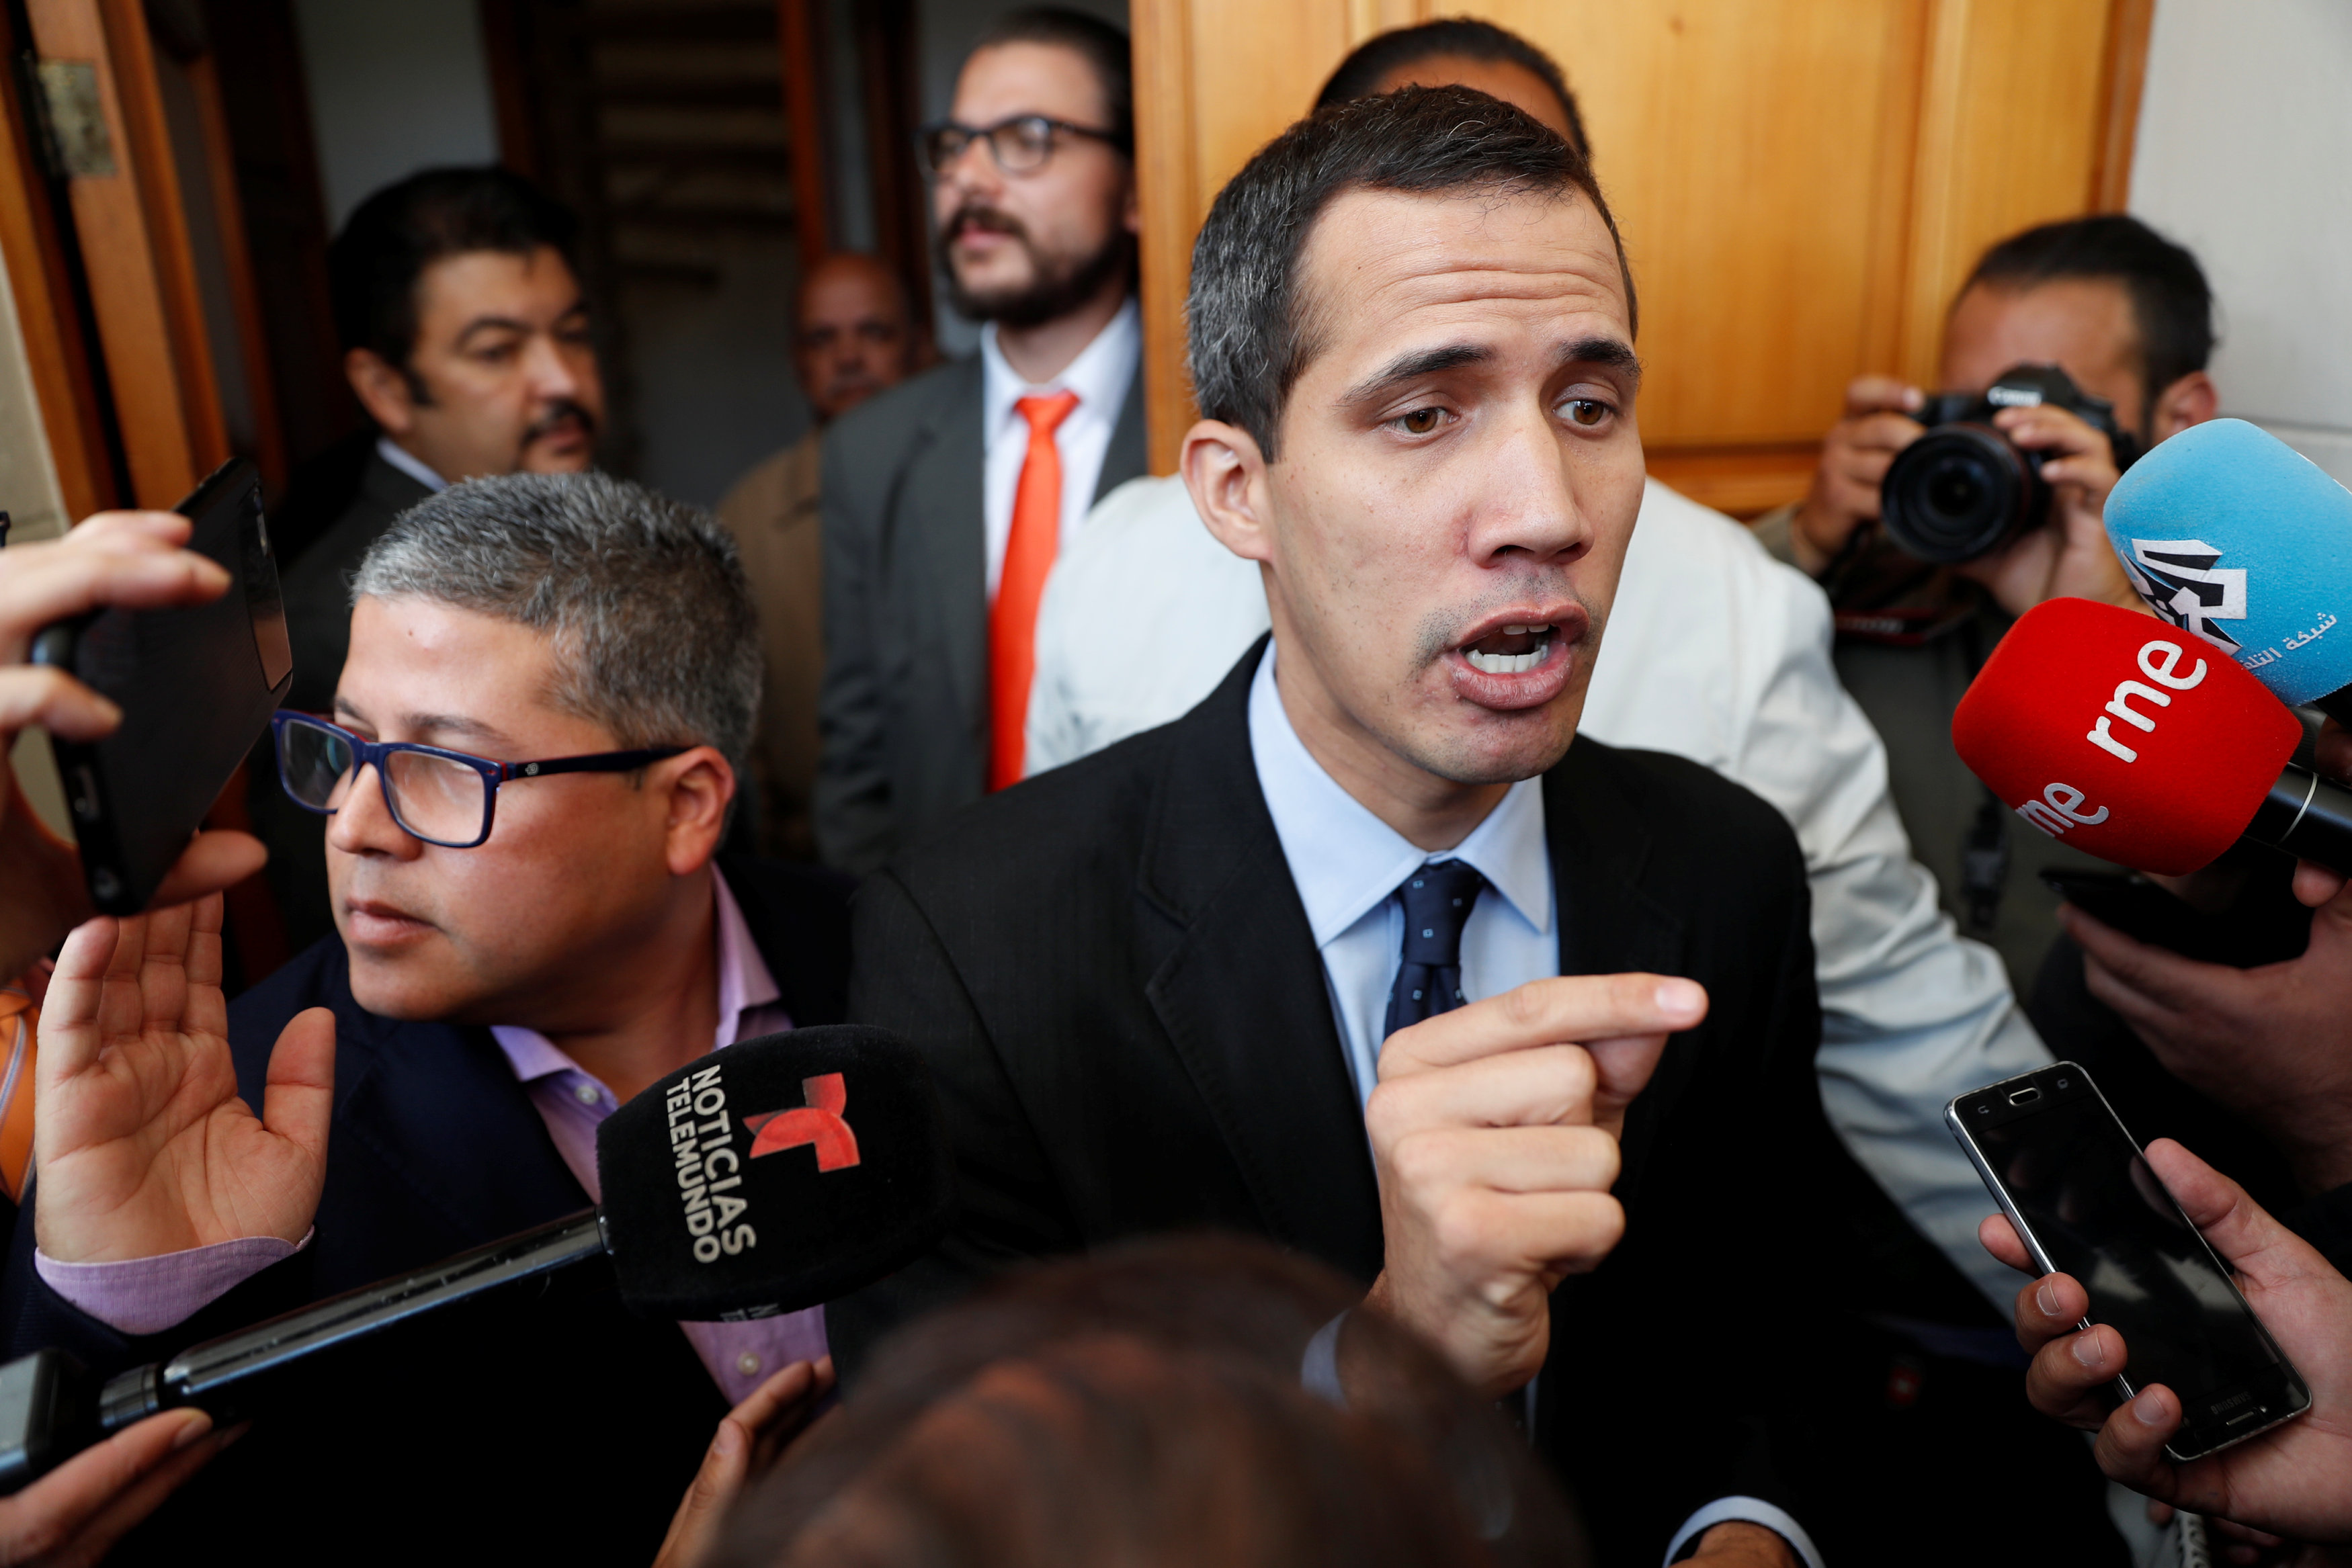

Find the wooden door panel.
xmin=1135 ymin=0 xmax=2152 ymax=516
xmin=1484 ymin=0 xmax=1929 ymax=446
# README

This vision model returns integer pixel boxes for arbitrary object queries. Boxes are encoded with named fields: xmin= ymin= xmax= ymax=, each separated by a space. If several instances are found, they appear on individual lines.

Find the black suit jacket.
xmin=251 ymin=449 xmax=435 ymax=953
xmin=829 ymin=644 xmax=1841 ymax=1565
xmin=1 ymin=856 xmax=851 ymax=1567
xmin=814 ymin=349 xmax=1148 ymax=873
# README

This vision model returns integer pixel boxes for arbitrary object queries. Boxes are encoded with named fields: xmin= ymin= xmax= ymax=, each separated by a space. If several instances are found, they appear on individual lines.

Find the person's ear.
xmin=2148 ymin=370 xmax=2218 ymax=442
xmin=346 ymin=348 xmax=420 ymax=436
xmin=1182 ymin=419 xmax=1277 ymax=566
xmin=658 ymin=748 xmax=735 ymax=875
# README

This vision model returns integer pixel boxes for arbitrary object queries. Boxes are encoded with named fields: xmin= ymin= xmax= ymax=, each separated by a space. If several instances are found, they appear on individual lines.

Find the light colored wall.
xmin=2130 ymin=0 xmax=2352 ymax=486
xmin=294 ymin=0 xmax=501 ymax=227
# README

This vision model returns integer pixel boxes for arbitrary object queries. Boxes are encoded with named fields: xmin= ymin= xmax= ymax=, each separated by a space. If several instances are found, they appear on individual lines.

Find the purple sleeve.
xmin=34 ymin=1231 xmax=312 ymax=1336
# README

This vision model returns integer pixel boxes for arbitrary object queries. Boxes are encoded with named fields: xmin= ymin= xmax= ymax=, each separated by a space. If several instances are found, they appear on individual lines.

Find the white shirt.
xmin=1250 ymin=644 xmax=1554 ymax=1100
xmin=1248 ymin=637 xmax=1822 ymax=1568
xmin=979 ymin=297 xmax=1140 ymax=597
xmin=1028 ymin=472 xmax=2052 ymax=1313
xmin=374 ymin=435 xmax=448 ymax=493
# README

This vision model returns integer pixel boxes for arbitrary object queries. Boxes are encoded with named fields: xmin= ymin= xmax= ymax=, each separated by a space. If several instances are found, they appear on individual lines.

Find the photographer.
xmin=1755 ymin=214 xmax=2220 ymax=994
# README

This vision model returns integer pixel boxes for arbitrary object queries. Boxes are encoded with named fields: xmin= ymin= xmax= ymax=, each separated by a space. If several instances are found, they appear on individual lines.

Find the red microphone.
xmin=1951 ymin=597 xmax=2352 ymax=876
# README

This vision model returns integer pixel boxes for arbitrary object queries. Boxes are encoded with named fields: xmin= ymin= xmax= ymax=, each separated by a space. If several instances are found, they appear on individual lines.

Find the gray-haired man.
xmin=1 ymin=474 xmax=853 ymax=1563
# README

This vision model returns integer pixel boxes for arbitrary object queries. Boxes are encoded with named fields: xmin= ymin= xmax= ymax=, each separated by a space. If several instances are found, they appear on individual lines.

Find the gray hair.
xmin=351 ymin=472 xmax=761 ymax=783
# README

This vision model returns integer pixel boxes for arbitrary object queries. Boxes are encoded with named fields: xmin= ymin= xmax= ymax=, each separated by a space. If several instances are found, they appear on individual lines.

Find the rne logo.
xmin=2084 ymin=639 xmax=2208 ymax=764
xmin=2017 ymin=783 xmax=2109 ymax=838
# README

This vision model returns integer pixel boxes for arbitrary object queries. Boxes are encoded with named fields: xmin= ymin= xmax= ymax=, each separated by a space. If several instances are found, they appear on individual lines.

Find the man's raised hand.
xmin=33 ymin=896 xmax=334 ymax=1263
xmin=1363 ymin=972 xmax=1697 ymax=1397
xmin=1986 ymin=1139 xmax=2352 ymax=1545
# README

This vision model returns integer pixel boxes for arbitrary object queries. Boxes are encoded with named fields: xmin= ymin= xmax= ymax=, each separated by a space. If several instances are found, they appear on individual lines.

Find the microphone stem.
xmin=99 ymin=1209 xmax=610 ymax=1433
xmin=2246 ymin=765 xmax=2352 ymax=876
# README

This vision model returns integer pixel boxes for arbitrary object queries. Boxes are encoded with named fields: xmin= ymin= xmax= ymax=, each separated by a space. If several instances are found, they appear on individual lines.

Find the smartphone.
xmin=2042 ymin=863 xmax=2308 ymax=969
xmin=1947 ymin=1062 xmax=2309 ymax=1461
xmin=28 ymin=460 xmax=292 ymax=915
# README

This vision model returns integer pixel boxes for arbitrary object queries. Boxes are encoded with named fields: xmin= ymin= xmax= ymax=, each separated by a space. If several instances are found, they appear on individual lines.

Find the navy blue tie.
xmin=1384 ymin=861 xmax=1488 ymax=1041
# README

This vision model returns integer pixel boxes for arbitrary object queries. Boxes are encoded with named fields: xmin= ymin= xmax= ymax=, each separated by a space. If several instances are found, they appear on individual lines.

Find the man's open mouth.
xmin=1461 ymin=623 xmax=1556 ymax=675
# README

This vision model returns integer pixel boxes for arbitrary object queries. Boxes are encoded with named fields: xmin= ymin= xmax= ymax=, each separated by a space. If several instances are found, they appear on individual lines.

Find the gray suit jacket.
xmin=814 ymin=353 xmax=1146 ymax=872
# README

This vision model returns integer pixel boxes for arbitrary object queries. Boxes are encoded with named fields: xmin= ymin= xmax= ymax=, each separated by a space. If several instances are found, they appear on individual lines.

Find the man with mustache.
xmin=718 ymin=253 xmax=920 ymax=861
xmin=3 ymin=475 xmax=850 ymax=1563
xmin=259 ymin=167 xmax=605 ymax=950
xmin=833 ymin=87 xmax=1838 ymax=1567
xmin=814 ymin=6 xmax=1144 ymax=872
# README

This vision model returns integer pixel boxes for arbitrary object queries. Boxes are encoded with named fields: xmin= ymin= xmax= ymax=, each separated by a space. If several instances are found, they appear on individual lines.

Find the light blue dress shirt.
xmin=1248 ymin=643 xmax=1824 ymax=1568
xmin=1247 ymin=644 xmax=1555 ymax=1102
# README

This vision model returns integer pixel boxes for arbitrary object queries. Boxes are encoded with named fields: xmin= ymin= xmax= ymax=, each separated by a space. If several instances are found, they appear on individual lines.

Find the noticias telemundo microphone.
xmin=0 ymin=1025 xmax=955 ymax=1492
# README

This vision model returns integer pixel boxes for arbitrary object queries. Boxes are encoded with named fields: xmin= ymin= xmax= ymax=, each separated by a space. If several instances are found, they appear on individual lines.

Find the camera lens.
xmin=1880 ymin=424 xmax=2039 ymax=564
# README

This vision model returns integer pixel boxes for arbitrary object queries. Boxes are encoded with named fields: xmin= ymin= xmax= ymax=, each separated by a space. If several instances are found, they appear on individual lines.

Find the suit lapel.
xmin=894 ymin=360 xmax=989 ymax=734
xmin=1542 ymin=746 xmax=1689 ymax=1207
xmin=1135 ymin=641 xmax=1386 ymax=1281
xmin=1094 ymin=359 xmax=1148 ymax=505
xmin=321 ymin=961 xmax=587 ymax=1245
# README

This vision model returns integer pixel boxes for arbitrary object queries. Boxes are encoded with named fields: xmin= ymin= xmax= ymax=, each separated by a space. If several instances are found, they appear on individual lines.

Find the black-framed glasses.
xmin=271 ymin=711 xmax=685 ymax=850
xmin=916 ymin=114 xmax=1129 ymax=176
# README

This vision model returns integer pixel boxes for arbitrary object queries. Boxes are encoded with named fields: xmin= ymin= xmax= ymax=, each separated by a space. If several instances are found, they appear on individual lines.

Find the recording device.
xmin=28 ymin=460 xmax=291 ymax=914
xmin=1951 ymin=597 xmax=2352 ymax=876
xmin=2039 ymin=865 xmax=2309 ymax=969
xmin=0 ymin=1025 xmax=954 ymax=1493
xmin=2103 ymin=417 xmax=2352 ymax=725
xmin=1878 ymin=363 xmax=2141 ymax=565
xmin=1947 ymin=1063 xmax=2309 ymax=1461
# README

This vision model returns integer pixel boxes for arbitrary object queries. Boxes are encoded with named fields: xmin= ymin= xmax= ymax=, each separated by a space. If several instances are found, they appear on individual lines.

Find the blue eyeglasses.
xmin=271 ymin=711 xmax=685 ymax=849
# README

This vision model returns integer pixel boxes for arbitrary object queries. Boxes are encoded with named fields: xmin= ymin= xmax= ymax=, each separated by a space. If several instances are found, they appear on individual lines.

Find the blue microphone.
xmin=2104 ymin=418 xmax=2352 ymax=724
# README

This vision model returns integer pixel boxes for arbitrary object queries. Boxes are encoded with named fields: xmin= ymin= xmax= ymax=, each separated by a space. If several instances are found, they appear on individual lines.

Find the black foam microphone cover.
xmin=596 ymin=1025 xmax=956 ymax=1321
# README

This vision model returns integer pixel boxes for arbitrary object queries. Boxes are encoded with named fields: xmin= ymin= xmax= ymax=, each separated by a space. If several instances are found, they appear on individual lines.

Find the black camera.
xmin=1878 ymin=363 xmax=2141 ymax=564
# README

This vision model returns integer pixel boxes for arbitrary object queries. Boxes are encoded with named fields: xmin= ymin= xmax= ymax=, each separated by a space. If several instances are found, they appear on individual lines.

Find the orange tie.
xmin=990 ymin=390 xmax=1080 ymax=789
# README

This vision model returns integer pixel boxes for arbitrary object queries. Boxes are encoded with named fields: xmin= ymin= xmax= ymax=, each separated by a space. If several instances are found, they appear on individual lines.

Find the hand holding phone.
xmin=1976 ymin=1133 xmax=2352 ymax=1545
xmin=0 ymin=511 xmax=266 ymax=977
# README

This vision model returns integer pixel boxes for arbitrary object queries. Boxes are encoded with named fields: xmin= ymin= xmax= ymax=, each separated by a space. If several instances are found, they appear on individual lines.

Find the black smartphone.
xmin=2043 ymin=861 xmax=2309 ymax=969
xmin=28 ymin=460 xmax=292 ymax=915
xmin=1946 ymin=1062 xmax=2308 ymax=1461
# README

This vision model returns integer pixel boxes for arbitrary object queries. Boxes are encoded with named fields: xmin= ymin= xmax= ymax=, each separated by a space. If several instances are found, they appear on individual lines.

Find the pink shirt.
xmin=36 ymin=869 xmax=828 ymax=1406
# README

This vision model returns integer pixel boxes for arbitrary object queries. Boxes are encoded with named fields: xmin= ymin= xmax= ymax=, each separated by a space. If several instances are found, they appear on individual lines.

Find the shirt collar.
xmin=374 ymin=436 xmax=448 ymax=494
xmin=980 ymin=295 xmax=1140 ymax=443
xmin=1248 ymin=642 xmax=1551 ymax=947
xmin=493 ymin=865 xmax=782 ymax=1088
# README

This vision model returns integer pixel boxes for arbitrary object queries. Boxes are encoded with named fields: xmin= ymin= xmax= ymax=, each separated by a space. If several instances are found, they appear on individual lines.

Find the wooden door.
xmin=15 ymin=0 xmax=283 ymax=507
xmin=1132 ymin=0 xmax=2154 ymax=515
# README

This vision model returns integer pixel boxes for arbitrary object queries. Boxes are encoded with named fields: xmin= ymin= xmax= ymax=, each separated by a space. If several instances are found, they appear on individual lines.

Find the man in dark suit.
xmin=7 ymin=475 xmax=847 ymax=1564
xmin=815 ymin=7 xmax=1145 ymax=873
xmin=256 ymin=167 xmax=604 ymax=950
xmin=832 ymin=89 xmax=1845 ymax=1567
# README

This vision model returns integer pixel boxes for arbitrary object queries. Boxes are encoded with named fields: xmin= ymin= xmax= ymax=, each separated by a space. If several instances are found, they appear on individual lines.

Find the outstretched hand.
xmin=1984 ymin=1139 xmax=2352 ymax=1544
xmin=653 ymin=1358 xmax=835 ymax=1568
xmin=33 ymin=896 xmax=334 ymax=1263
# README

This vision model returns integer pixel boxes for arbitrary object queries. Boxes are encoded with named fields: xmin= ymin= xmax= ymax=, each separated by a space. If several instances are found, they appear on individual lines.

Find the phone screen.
xmin=1970 ymin=1084 xmax=2285 ymax=1412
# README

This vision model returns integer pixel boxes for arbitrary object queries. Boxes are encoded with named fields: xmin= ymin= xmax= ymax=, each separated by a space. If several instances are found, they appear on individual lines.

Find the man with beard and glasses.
xmin=257 ymin=167 xmax=604 ymax=951
xmin=813 ymin=6 xmax=1144 ymax=873
xmin=831 ymin=86 xmax=1841 ymax=1567
xmin=719 ymin=253 xmax=921 ymax=861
